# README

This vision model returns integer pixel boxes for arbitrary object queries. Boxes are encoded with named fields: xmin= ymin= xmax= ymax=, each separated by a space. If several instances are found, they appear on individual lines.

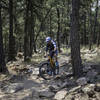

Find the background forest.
xmin=0 ymin=0 xmax=100 ymax=100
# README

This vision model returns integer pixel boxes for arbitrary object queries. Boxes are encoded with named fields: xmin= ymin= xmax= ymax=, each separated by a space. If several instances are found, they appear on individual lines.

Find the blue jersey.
xmin=46 ymin=40 xmax=56 ymax=52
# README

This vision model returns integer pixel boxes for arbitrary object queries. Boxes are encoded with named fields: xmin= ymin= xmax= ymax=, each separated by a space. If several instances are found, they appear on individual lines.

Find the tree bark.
xmin=89 ymin=5 xmax=93 ymax=50
xmin=83 ymin=12 xmax=87 ymax=45
xmin=8 ymin=0 xmax=16 ymax=61
xmin=0 ymin=4 xmax=7 ymax=72
xmin=97 ymin=23 xmax=100 ymax=47
xmin=24 ymin=0 xmax=30 ymax=61
xmin=70 ymin=0 xmax=83 ymax=78
xmin=93 ymin=0 xmax=99 ymax=44
xmin=57 ymin=7 xmax=61 ymax=53
xmin=30 ymin=1 xmax=36 ymax=56
xmin=49 ymin=13 xmax=52 ymax=38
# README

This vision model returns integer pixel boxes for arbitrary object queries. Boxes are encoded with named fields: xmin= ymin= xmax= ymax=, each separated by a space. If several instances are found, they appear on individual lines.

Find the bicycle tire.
xmin=39 ymin=62 xmax=54 ymax=80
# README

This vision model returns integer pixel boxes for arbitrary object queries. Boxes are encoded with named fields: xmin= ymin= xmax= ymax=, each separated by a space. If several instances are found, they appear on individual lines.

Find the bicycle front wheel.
xmin=39 ymin=62 xmax=54 ymax=80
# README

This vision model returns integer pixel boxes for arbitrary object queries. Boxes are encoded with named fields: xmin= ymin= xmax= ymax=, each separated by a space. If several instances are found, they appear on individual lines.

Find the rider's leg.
xmin=50 ymin=51 xmax=57 ymax=75
xmin=48 ymin=51 xmax=54 ymax=75
xmin=54 ymin=51 xmax=59 ymax=74
xmin=54 ymin=50 xmax=59 ymax=66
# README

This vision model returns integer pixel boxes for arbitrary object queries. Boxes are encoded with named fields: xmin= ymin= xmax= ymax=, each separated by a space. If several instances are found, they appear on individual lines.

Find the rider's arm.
xmin=52 ymin=41 xmax=57 ymax=51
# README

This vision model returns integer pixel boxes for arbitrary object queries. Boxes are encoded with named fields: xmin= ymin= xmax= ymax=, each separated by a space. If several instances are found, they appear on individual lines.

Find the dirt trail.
xmin=0 ymin=49 xmax=100 ymax=100
xmin=0 ymin=53 xmax=70 ymax=100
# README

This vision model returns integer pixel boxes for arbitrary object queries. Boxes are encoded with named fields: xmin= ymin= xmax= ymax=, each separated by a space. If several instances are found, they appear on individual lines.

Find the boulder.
xmin=95 ymin=92 xmax=100 ymax=100
xmin=69 ymin=86 xmax=81 ymax=93
xmin=83 ymin=66 xmax=92 ymax=73
xmin=95 ymin=83 xmax=100 ymax=92
xmin=54 ymin=89 xmax=67 ymax=100
xmin=95 ymin=75 xmax=100 ymax=82
xmin=74 ymin=93 xmax=89 ymax=100
xmin=3 ymin=83 xmax=24 ymax=93
xmin=64 ymin=94 xmax=74 ymax=100
xmin=60 ymin=80 xmax=76 ymax=89
xmin=17 ymin=52 xmax=23 ymax=58
xmin=49 ymin=85 xmax=59 ymax=92
xmin=82 ymin=84 xmax=95 ymax=97
xmin=76 ymin=77 xmax=87 ymax=86
xmin=86 ymin=70 xmax=98 ymax=82
xmin=39 ymin=91 xmax=55 ymax=98
xmin=32 ymin=68 xmax=39 ymax=75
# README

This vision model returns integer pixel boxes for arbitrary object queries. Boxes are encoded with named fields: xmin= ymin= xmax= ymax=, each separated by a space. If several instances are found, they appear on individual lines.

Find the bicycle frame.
xmin=48 ymin=56 xmax=55 ymax=67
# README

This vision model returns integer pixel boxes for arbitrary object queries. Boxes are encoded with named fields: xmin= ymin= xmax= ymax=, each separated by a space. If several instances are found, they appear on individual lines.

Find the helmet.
xmin=46 ymin=37 xmax=51 ymax=42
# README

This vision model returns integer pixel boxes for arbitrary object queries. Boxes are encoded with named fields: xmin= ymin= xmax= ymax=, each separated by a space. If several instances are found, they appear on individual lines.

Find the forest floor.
xmin=0 ymin=47 xmax=100 ymax=100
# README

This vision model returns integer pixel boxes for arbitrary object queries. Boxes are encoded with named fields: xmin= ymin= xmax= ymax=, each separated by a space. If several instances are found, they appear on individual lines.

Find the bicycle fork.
xmin=48 ymin=56 xmax=56 ymax=75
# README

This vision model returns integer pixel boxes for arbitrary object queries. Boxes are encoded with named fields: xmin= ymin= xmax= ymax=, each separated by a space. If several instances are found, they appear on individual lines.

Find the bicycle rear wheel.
xmin=39 ymin=62 xmax=54 ymax=80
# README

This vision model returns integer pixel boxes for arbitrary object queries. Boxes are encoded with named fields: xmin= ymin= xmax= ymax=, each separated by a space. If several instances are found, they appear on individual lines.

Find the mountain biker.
xmin=45 ymin=37 xmax=59 ymax=74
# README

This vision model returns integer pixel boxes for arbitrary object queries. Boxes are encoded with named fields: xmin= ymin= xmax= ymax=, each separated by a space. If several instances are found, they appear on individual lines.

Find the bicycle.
xmin=39 ymin=54 xmax=59 ymax=80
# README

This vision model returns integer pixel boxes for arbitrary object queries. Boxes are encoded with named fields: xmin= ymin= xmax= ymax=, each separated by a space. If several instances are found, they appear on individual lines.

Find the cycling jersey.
xmin=46 ymin=40 xmax=58 ymax=57
xmin=46 ymin=40 xmax=56 ymax=52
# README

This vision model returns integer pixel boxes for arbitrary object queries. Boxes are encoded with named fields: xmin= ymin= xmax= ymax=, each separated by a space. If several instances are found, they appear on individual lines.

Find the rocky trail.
xmin=0 ymin=48 xmax=100 ymax=100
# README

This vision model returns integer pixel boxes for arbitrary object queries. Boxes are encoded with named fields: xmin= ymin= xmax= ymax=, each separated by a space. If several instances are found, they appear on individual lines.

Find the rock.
xmin=74 ymin=93 xmax=89 ymax=100
xmin=82 ymin=84 xmax=95 ymax=97
xmin=31 ymin=89 xmax=39 ymax=98
xmin=60 ymin=80 xmax=76 ymax=90
xmin=22 ymin=89 xmax=39 ymax=100
xmin=83 ymin=66 xmax=92 ymax=73
xmin=32 ymin=68 xmax=39 ymax=75
xmin=80 ymin=94 xmax=89 ymax=100
xmin=76 ymin=77 xmax=87 ymax=86
xmin=86 ymin=70 xmax=98 ymax=82
xmin=28 ymin=69 xmax=33 ymax=73
xmin=22 ymin=96 xmax=41 ymax=100
xmin=49 ymin=85 xmax=59 ymax=92
xmin=3 ymin=83 xmax=24 ymax=93
xmin=95 ymin=92 xmax=100 ymax=100
xmin=53 ymin=75 xmax=62 ymax=80
xmin=26 ymin=65 xmax=31 ymax=67
xmin=7 ymin=61 xmax=13 ymax=66
xmin=9 ymin=75 xmax=25 ymax=82
xmin=69 ymin=86 xmax=81 ymax=93
xmin=54 ymin=89 xmax=67 ymax=100
xmin=95 ymin=75 xmax=100 ymax=82
xmin=95 ymin=83 xmax=100 ymax=92
xmin=8 ymin=63 xmax=15 ymax=68
xmin=64 ymin=94 xmax=74 ymax=100
xmin=61 ymin=81 xmax=69 ymax=88
xmin=39 ymin=91 xmax=55 ymax=98
xmin=15 ymin=63 xmax=20 ymax=66
xmin=17 ymin=87 xmax=42 ymax=100
xmin=17 ymin=52 xmax=23 ymax=58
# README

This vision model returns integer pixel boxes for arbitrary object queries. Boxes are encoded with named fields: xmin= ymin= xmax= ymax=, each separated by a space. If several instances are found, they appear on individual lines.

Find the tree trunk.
xmin=70 ymin=0 xmax=83 ymax=78
xmin=24 ymin=0 xmax=30 ymax=61
xmin=30 ymin=1 xmax=36 ymax=57
xmin=49 ymin=13 xmax=52 ymax=38
xmin=4 ymin=34 xmax=7 ymax=55
xmin=0 ymin=5 xmax=7 ymax=72
xmin=64 ymin=29 xmax=68 ymax=46
xmin=8 ymin=0 xmax=16 ymax=61
xmin=97 ymin=24 xmax=100 ymax=47
xmin=93 ymin=0 xmax=99 ymax=44
xmin=56 ymin=7 xmax=61 ymax=53
xmin=83 ymin=12 xmax=87 ymax=45
xmin=14 ymin=5 xmax=18 ymax=53
xmin=89 ymin=5 xmax=93 ymax=50
xmin=19 ymin=38 xmax=22 ymax=52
